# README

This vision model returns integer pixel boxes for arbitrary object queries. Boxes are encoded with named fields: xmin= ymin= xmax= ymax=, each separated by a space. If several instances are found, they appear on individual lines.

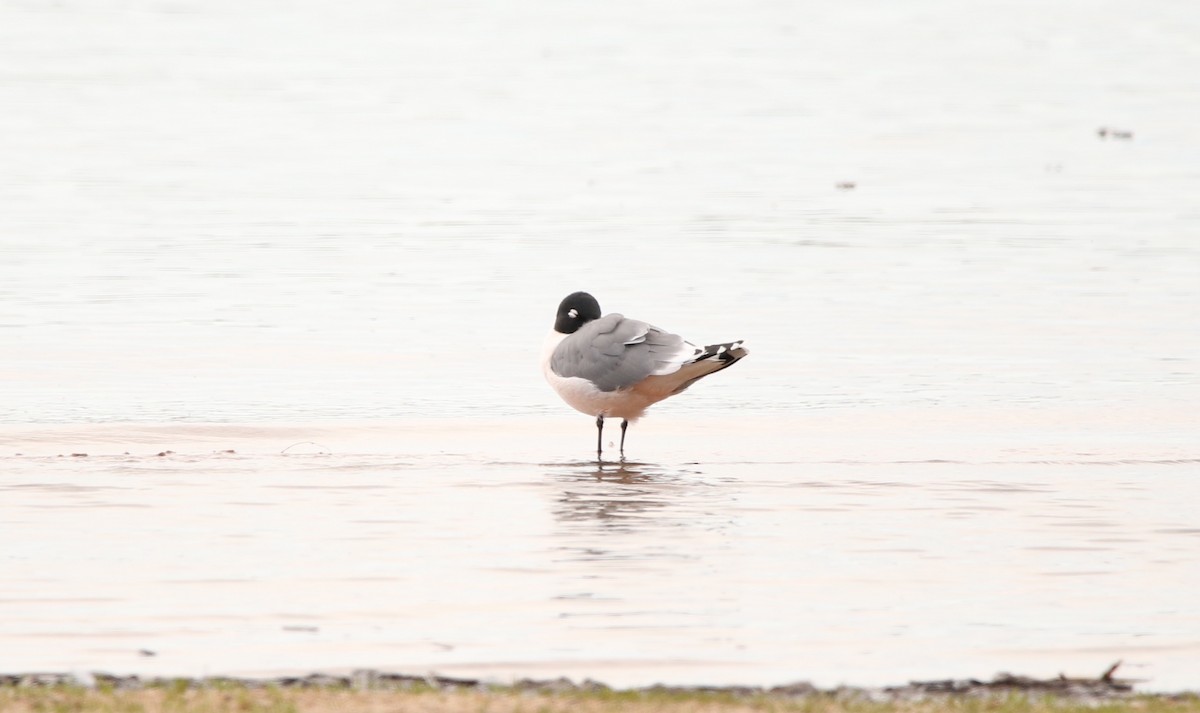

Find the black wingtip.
xmin=700 ymin=340 xmax=748 ymax=363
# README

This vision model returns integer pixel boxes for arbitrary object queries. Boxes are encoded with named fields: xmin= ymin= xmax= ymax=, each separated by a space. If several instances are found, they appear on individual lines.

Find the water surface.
xmin=1 ymin=0 xmax=1198 ymax=693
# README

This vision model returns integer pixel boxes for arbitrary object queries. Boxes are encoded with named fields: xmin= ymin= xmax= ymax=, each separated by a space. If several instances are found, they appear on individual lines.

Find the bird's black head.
xmin=554 ymin=291 xmax=602 ymax=334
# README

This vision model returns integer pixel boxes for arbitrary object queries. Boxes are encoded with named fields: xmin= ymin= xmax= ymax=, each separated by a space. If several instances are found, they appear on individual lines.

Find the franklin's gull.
xmin=541 ymin=291 xmax=748 ymax=458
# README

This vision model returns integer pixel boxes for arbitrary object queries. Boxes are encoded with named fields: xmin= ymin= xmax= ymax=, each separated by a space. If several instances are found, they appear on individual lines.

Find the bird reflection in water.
xmin=548 ymin=460 xmax=705 ymax=534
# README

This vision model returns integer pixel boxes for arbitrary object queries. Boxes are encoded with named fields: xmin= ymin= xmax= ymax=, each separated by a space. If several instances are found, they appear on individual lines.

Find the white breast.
xmin=540 ymin=330 xmax=658 ymax=421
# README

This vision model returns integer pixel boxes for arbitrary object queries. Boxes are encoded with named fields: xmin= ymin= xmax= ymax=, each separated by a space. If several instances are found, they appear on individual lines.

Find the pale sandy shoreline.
xmin=1 ymin=663 xmax=1174 ymax=701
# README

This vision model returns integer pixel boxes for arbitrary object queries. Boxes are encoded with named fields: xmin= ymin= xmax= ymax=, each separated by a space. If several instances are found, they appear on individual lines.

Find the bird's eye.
xmin=568 ymin=308 xmax=578 ymax=318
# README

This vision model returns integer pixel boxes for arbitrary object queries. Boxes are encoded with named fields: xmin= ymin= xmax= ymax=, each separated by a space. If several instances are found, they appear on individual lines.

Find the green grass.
xmin=1 ymin=684 xmax=1196 ymax=713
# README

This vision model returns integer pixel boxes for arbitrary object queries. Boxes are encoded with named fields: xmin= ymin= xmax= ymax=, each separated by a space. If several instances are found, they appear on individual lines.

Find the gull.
xmin=541 ymin=291 xmax=748 ymax=459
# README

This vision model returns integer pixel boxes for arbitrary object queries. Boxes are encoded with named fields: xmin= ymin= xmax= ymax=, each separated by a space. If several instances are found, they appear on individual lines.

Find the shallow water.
xmin=2 ymin=0 xmax=1199 ymax=693
xmin=3 ymin=416 xmax=1197 ymax=690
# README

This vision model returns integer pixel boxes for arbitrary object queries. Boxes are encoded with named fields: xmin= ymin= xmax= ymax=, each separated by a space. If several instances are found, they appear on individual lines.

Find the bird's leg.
xmin=619 ymin=419 xmax=629 ymax=460
xmin=595 ymin=415 xmax=604 ymax=460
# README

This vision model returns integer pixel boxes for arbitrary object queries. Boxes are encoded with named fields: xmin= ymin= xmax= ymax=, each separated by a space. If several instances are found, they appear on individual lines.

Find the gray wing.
xmin=550 ymin=313 xmax=696 ymax=392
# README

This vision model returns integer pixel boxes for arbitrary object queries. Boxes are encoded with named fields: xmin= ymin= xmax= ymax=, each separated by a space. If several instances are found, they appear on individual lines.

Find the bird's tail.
xmin=669 ymin=340 xmax=748 ymax=394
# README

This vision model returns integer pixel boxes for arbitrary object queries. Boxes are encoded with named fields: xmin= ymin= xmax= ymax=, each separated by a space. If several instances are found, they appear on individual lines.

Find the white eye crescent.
xmin=568 ymin=308 xmax=578 ymax=318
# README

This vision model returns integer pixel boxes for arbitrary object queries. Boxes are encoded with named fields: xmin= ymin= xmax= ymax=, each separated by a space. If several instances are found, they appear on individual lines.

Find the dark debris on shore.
xmin=0 ymin=662 xmax=1159 ymax=703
